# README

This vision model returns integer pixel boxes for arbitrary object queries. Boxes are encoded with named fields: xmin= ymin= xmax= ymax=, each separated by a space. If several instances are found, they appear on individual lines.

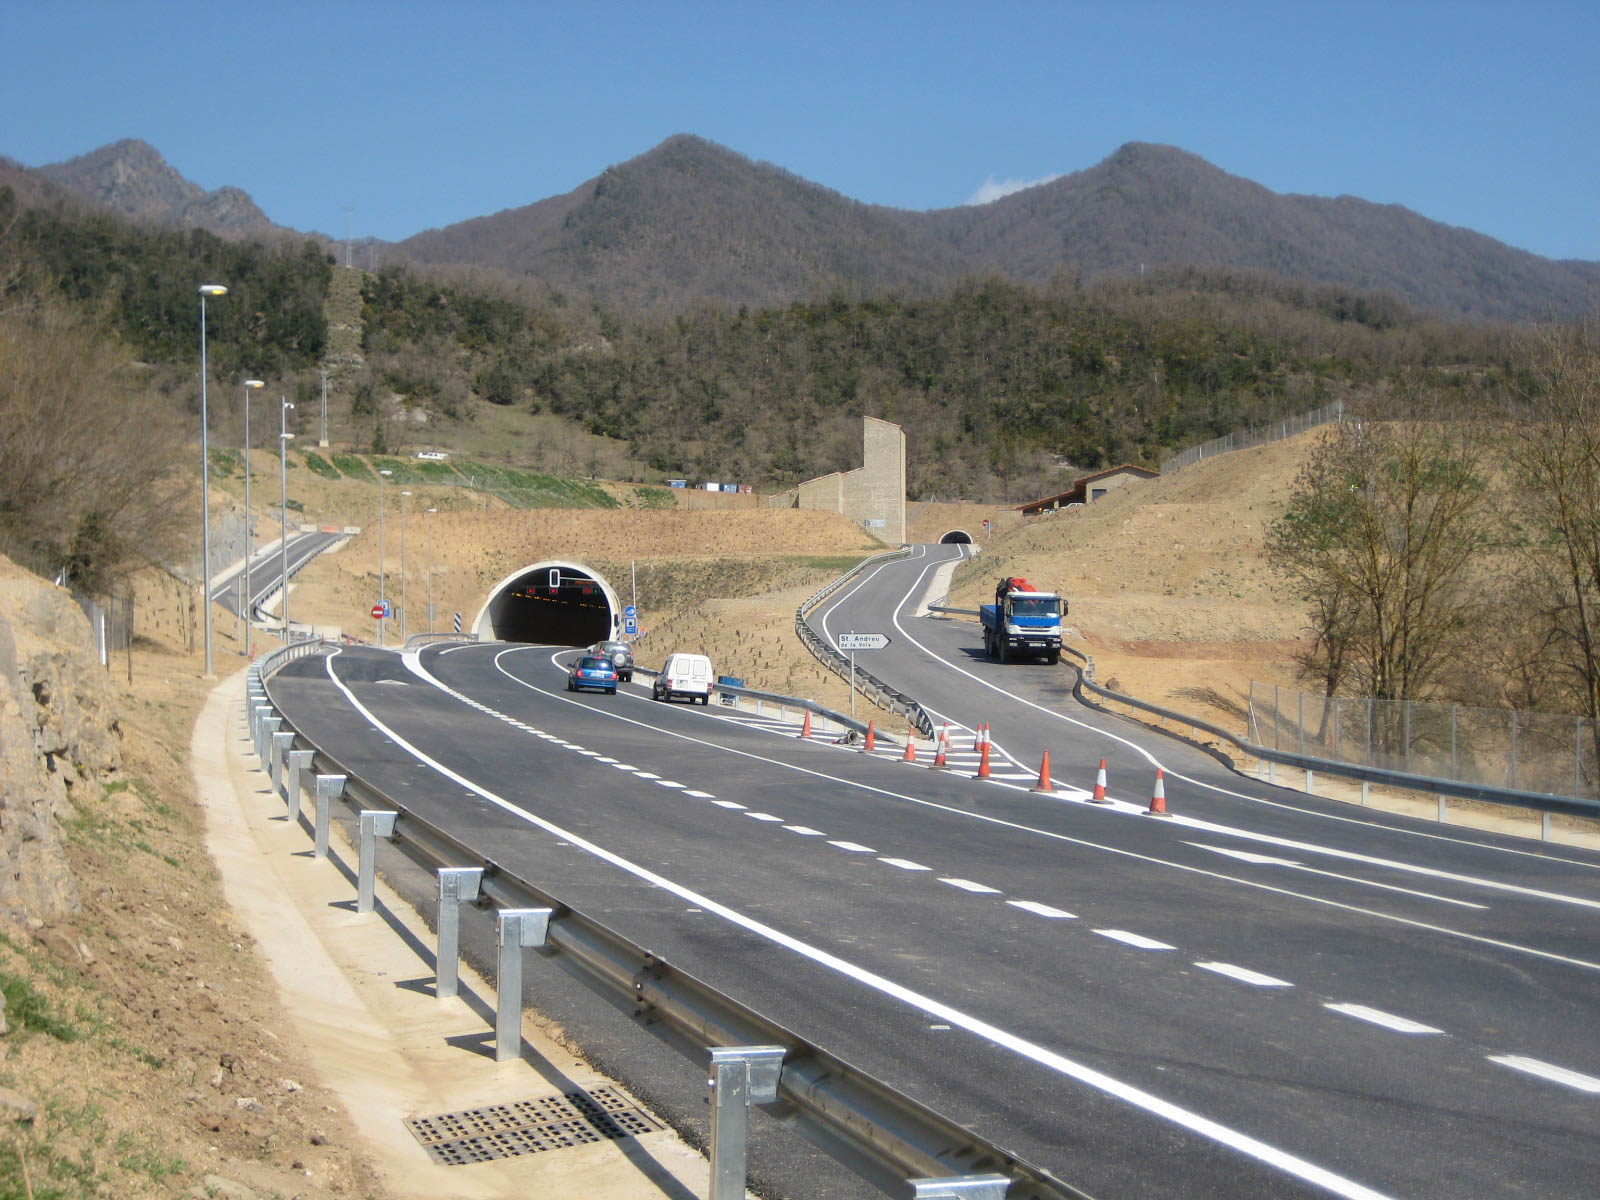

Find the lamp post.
xmin=239 ymin=377 xmax=264 ymax=654
xmin=399 ymin=491 xmax=411 ymax=643
xmin=278 ymin=397 xmax=295 ymax=641
xmin=198 ymin=284 xmax=228 ymax=677
xmin=377 ymin=468 xmax=393 ymax=644
xmin=425 ymin=507 xmax=437 ymax=633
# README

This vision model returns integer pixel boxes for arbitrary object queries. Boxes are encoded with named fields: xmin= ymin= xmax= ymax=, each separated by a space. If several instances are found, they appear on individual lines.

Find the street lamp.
xmin=399 ymin=491 xmax=411 ymax=642
xmin=198 ymin=283 xmax=228 ymax=677
xmin=239 ymin=377 xmax=264 ymax=654
xmin=377 ymin=468 xmax=393 ymax=644
xmin=425 ymin=507 xmax=437 ymax=633
xmin=278 ymin=397 xmax=295 ymax=641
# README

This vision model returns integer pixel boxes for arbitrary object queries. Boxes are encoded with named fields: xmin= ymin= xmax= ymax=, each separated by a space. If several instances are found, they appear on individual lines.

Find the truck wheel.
xmin=998 ymin=638 xmax=1009 ymax=664
xmin=1047 ymin=650 xmax=1060 ymax=665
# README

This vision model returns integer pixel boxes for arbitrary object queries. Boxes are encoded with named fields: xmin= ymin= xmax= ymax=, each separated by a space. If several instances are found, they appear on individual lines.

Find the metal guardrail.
xmin=249 ymin=651 xmax=1088 ymax=1200
xmin=796 ymin=549 xmax=937 ymax=738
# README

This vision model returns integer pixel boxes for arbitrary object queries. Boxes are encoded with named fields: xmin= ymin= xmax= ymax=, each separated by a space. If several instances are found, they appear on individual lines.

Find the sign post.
xmin=836 ymin=632 xmax=891 ymax=721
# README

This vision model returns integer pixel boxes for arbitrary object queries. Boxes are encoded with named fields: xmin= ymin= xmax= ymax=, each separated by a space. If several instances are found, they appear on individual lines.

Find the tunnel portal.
xmin=939 ymin=529 xmax=974 ymax=544
xmin=473 ymin=561 xmax=619 ymax=646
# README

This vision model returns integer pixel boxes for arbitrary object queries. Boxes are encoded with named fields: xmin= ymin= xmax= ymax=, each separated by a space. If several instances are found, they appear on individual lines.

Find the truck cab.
xmin=979 ymin=577 xmax=1065 ymax=663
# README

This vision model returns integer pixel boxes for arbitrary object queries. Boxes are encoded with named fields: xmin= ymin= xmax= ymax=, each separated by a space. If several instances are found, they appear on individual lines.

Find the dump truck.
xmin=979 ymin=576 xmax=1065 ymax=663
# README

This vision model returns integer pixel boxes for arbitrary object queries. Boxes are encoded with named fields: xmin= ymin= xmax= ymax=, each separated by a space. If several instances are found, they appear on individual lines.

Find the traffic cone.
xmin=1146 ymin=769 xmax=1170 ymax=817
xmin=933 ymin=725 xmax=950 ymax=769
xmin=863 ymin=721 xmax=876 ymax=753
xmin=975 ymin=739 xmax=992 ymax=780
xmin=1032 ymin=751 xmax=1055 ymax=794
xmin=974 ymin=723 xmax=987 ymax=752
xmin=1091 ymin=758 xmax=1111 ymax=804
xmin=800 ymin=710 xmax=812 ymax=739
xmin=901 ymin=733 xmax=917 ymax=764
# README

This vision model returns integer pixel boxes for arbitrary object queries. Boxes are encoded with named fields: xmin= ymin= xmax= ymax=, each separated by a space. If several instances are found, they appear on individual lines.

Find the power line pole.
xmin=318 ymin=366 xmax=329 ymax=447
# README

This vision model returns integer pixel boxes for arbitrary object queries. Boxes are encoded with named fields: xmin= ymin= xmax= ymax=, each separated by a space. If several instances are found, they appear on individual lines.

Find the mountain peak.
xmin=39 ymin=139 xmax=275 ymax=237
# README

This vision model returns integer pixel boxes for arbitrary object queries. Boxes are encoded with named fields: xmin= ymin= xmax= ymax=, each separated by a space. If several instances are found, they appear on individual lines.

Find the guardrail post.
xmin=312 ymin=774 xmax=345 ymax=858
xmin=436 ymin=867 xmax=484 ymax=1000
xmin=909 ymin=1176 xmax=1012 ymax=1200
xmin=286 ymin=750 xmax=315 ymax=819
xmin=495 ymin=908 xmax=554 ymax=1062
xmin=252 ymin=707 xmax=273 ymax=762
xmin=259 ymin=715 xmax=282 ymax=773
xmin=356 ymin=810 xmax=398 ymax=913
xmin=270 ymin=731 xmax=295 ymax=796
xmin=708 ymin=1045 xmax=786 ymax=1200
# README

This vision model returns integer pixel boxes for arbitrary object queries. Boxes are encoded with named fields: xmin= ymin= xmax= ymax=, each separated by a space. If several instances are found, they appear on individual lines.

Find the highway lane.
xmin=268 ymin=638 xmax=1600 ymax=1199
xmin=210 ymin=529 xmax=343 ymax=617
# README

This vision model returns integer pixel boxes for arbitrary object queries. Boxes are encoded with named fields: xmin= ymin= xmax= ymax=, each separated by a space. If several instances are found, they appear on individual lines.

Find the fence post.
xmin=495 ymin=908 xmax=554 ymax=1062
xmin=436 ymin=867 xmax=484 ymax=1000
xmin=1332 ymin=697 xmax=1341 ymax=761
xmin=708 ymin=1046 xmax=786 ymax=1200
xmin=313 ymin=774 xmax=345 ymax=858
xmin=1510 ymin=710 xmax=1519 ymax=788
xmin=1366 ymin=698 xmax=1373 ymax=768
xmin=1274 ymin=685 xmax=1282 ymax=752
xmin=1577 ymin=718 xmax=1583 ymax=799
xmin=1297 ymin=691 xmax=1305 ymax=756
xmin=1404 ymin=701 xmax=1412 ymax=774
xmin=357 ymin=810 xmax=398 ymax=913
xmin=1451 ymin=706 xmax=1459 ymax=780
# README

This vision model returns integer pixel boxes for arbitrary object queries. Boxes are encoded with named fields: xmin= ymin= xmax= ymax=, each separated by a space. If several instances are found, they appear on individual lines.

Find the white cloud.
xmin=966 ymin=173 xmax=1064 ymax=205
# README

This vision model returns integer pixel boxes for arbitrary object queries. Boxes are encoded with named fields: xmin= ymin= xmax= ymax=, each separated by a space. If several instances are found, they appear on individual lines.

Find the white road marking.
xmin=1324 ymin=1004 xmax=1443 ymax=1035
xmin=1008 ymin=900 xmax=1077 ymax=919
xmin=745 ymin=812 xmax=784 ymax=822
xmin=713 ymin=800 xmax=746 ymax=810
xmin=1195 ymin=961 xmax=1293 ymax=988
xmin=371 ymin=648 xmax=1398 ymax=1200
xmin=656 ymin=780 xmax=685 ymax=789
xmin=785 ymin=825 xmax=826 ymax=836
xmin=940 ymin=877 xmax=1002 ymax=894
xmin=1487 ymin=1056 xmax=1600 ymax=1094
xmin=611 ymin=762 xmax=637 ymax=771
xmin=880 ymin=858 xmax=931 ymax=871
xmin=829 ymin=841 xmax=876 ymax=853
xmin=1191 ymin=844 xmax=1490 ymax=909
xmin=1096 ymin=930 xmax=1176 ymax=951
xmin=633 ymin=771 xmax=661 ymax=780
xmin=685 ymin=789 xmax=715 ymax=798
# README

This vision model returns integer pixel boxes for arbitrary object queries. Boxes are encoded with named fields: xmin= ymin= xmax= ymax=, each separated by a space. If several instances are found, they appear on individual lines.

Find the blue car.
xmin=567 ymin=654 xmax=619 ymax=694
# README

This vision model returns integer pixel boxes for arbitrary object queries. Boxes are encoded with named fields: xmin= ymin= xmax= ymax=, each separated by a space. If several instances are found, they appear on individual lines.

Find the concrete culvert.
xmin=473 ymin=561 xmax=619 ymax=645
xmin=939 ymin=530 xmax=973 ymax=544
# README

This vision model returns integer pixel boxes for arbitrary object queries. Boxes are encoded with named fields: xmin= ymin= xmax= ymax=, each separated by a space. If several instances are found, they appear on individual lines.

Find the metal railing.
xmin=1159 ymin=400 xmax=1344 ymax=474
xmin=796 ymin=549 xmax=937 ymax=738
xmin=248 ymin=651 xmax=1087 ymax=1200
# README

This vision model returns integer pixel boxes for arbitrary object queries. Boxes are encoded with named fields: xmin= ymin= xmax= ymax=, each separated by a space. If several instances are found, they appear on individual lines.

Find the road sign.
xmin=623 ymin=617 xmax=638 ymax=636
xmin=838 ymin=632 xmax=890 ymax=650
xmin=624 ymin=604 xmax=637 ymax=618
xmin=371 ymin=602 xmax=387 ymax=619
xmin=452 ymin=612 xmax=461 ymax=633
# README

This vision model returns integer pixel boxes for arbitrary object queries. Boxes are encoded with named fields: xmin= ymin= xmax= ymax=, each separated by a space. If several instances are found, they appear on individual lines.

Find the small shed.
xmin=1017 ymin=464 xmax=1157 ymax=515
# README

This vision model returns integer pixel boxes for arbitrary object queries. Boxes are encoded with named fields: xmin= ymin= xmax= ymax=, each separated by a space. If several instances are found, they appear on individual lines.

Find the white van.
xmin=653 ymin=652 xmax=714 ymax=705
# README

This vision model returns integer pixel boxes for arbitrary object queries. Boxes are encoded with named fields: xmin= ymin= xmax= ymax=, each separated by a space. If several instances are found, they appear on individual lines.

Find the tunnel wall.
xmin=472 ymin=560 xmax=620 ymax=645
xmin=939 ymin=530 xmax=973 ymax=544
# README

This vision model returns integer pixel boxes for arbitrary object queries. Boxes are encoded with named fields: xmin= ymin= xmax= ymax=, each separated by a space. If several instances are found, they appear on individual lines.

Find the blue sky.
xmin=4 ymin=1 xmax=1595 ymax=261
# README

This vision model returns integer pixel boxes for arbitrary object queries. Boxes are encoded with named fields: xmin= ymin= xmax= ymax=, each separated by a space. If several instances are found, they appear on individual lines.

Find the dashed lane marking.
xmin=1323 ymin=1004 xmax=1443 ymax=1035
xmin=1096 ymin=929 xmax=1177 ymax=951
xmin=1195 ymin=961 xmax=1293 ymax=988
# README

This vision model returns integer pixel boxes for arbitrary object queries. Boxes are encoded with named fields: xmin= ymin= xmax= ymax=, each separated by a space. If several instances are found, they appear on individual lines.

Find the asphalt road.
xmin=265 ymin=548 xmax=1600 ymax=1200
xmin=211 ymin=529 xmax=343 ymax=617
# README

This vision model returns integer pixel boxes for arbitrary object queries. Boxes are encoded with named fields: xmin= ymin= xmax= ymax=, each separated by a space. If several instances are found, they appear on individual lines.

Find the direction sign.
xmin=838 ymin=632 xmax=889 ymax=650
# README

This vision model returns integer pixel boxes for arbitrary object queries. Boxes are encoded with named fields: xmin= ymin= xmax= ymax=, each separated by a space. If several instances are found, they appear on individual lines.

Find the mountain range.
xmin=10 ymin=135 xmax=1597 ymax=321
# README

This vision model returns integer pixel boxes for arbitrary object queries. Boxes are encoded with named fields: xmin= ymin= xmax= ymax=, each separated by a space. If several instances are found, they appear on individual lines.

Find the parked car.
xmin=652 ymin=652 xmax=714 ymax=704
xmin=589 ymin=639 xmax=635 ymax=682
xmin=567 ymin=655 xmax=619 ymax=694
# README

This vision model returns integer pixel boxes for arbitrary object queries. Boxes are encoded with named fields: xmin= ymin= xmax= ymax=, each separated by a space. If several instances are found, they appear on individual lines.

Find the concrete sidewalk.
xmin=191 ymin=668 xmax=711 ymax=1200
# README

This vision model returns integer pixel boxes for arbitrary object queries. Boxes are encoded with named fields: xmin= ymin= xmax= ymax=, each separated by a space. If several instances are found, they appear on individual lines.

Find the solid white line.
xmin=355 ymin=649 xmax=1398 ymax=1200
xmin=1195 ymin=961 xmax=1293 ymax=988
xmin=1486 ymin=1055 xmax=1600 ymax=1094
xmin=1323 ymin=1004 xmax=1443 ymax=1035
xmin=1096 ymin=929 xmax=1177 ymax=951
xmin=1008 ymin=900 xmax=1077 ymax=919
xmin=1190 ymin=843 xmax=1490 ymax=909
xmin=940 ymin=877 xmax=1002 ymax=894
xmin=880 ymin=858 xmax=931 ymax=871
xmin=829 ymin=841 xmax=875 ymax=853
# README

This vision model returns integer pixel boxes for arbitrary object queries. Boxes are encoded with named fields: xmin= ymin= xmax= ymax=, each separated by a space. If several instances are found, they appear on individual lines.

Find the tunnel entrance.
xmin=939 ymin=529 xmax=974 ymax=544
xmin=473 ymin=561 xmax=619 ymax=646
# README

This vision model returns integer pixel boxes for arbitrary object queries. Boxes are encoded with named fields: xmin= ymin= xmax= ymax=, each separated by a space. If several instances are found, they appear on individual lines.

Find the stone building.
xmin=767 ymin=417 xmax=907 ymax=544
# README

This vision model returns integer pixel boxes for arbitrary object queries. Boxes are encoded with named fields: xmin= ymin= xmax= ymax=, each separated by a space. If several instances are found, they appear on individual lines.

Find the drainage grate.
xmin=405 ymin=1086 xmax=669 ymax=1165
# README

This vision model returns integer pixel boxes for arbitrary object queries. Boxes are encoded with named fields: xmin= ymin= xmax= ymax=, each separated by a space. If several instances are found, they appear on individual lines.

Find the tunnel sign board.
xmin=838 ymin=632 xmax=889 ymax=650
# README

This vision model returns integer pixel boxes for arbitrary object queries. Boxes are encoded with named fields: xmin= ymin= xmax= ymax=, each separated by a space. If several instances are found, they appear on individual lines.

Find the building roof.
xmin=1016 ymin=464 xmax=1157 ymax=514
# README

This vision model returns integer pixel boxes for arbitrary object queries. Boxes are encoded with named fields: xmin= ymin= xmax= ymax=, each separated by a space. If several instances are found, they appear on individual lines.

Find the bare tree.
xmin=1502 ymin=314 xmax=1600 ymax=763
xmin=1268 ymin=388 xmax=1493 ymax=708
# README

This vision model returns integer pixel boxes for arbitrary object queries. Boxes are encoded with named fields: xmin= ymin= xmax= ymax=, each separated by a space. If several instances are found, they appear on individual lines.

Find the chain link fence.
xmin=1249 ymin=682 xmax=1596 ymax=799
xmin=1160 ymin=400 xmax=1345 ymax=474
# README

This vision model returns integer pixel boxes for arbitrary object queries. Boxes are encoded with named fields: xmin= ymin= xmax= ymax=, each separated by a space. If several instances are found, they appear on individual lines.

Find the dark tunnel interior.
xmin=486 ymin=567 xmax=614 ymax=645
xmin=939 ymin=530 xmax=974 ymax=544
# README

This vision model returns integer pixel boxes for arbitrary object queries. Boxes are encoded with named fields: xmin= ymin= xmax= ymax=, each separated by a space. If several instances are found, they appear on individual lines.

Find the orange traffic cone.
xmin=933 ymin=725 xmax=950 ymax=769
xmin=800 ymin=710 xmax=812 ymax=739
xmin=1146 ymin=769 xmax=1169 ymax=817
xmin=863 ymin=720 xmax=877 ymax=753
xmin=975 ymin=739 xmax=992 ymax=780
xmin=1032 ymin=751 xmax=1055 ymax=794
xmin=1091 ymin=758 xmax=1111 ymax=804
xmin=901 ymin=736 xmax=917 ymax=765
xmin=974 ymin=723 xmax=987 ymax=752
